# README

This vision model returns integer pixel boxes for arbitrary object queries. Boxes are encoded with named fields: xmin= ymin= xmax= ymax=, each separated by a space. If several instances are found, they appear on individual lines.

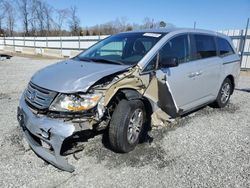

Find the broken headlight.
xmin=49 ymin=93 xmax=102 ymax=112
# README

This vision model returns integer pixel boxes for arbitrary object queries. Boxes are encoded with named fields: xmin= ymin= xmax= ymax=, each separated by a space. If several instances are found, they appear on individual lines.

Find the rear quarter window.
xmin=217 ymin=37 xmax=235 ymax=56
xmin=193 ymin=34 xmax=217 ymax=59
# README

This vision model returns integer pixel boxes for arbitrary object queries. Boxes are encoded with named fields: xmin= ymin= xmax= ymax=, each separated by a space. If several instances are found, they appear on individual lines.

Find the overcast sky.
xmin=47 ymin=0 xmax=250 ymax=30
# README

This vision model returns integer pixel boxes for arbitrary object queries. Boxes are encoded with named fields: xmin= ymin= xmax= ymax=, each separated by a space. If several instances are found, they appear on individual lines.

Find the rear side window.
xmin=217 ymin=37 xmax=234 ymax=56
xmin=194 ymin=34 xmax=217 ymax=59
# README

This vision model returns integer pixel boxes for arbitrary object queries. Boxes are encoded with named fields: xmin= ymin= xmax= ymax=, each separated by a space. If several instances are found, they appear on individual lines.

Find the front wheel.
xmin=213 ymin=78 xmax=232 ymax=108
xmin=108 ymin=99 xmax=145 ymax=153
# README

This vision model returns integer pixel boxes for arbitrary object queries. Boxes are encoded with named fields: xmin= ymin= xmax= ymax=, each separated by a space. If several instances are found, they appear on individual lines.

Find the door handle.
xmin=195 ymin=71 xmax=202 ymax=76
xmin=188 ymin=71 xmax=202 ymax=78
xmin=188 ymin=73 xmax=196 ymax=78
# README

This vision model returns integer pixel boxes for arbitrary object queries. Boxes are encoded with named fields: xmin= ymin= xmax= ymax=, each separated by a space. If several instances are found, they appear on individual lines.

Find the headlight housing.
xmin=49 ymin=93 xmax=102 ymax=112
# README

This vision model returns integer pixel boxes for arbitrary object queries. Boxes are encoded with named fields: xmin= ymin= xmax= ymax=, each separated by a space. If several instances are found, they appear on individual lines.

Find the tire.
xmin=213 ymin=78 xmax=232 ymax=108
xmin=109 ymin=99 xmax=145 ymax=153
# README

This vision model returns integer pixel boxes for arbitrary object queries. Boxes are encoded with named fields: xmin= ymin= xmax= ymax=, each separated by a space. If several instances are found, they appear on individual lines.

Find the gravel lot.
xmin=0 ymin=56 xmax=249 ymax=188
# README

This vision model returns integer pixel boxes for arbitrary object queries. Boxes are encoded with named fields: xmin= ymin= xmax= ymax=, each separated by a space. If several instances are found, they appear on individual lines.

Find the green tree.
xmin=159 ymin=21 xmax=167 ymax=28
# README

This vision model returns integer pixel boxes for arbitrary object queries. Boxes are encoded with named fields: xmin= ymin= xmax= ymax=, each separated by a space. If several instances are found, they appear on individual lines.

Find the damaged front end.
xmin=17 ymin=63 xmax=177 ymax=172
xmin=17 ymin=65 xmax=141 ymax=172
xmin=17 ymin=84 xmax=108 ymax=172
xmin=18 ymin=95 xmax=76 ymax=172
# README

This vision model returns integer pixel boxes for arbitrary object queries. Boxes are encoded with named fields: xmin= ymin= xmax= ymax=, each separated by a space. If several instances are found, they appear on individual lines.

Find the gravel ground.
xmin=0 ymin=56 xmax=249 ymax=188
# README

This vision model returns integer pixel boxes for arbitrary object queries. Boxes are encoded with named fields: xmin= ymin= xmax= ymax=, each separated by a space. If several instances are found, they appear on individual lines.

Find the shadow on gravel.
xmin=2 ymin=126 xmax=25 ymax=153
xmin=82 ymin=117 xmax=192 ymax=170
xmin=84 ymin=134 xmax=180 ymax=169
xmin=218 ymin=103 xmax=240 ymax=113
xmin=180 ymin=102 xmax=239 ymax=117
xmin=0 ymin=54 xmax=12 ymax=59
xmin=235 ymin=88 xmax=250 ymax=93
xmin=5 ymin=101 xmax=239 ymax=170
xmin=0 ymin=93 xmax=11 ymax=100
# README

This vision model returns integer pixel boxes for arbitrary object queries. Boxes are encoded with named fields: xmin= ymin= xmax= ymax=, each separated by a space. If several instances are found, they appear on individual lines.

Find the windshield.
xmin=76 ymin=32 xmax=165 ymax=65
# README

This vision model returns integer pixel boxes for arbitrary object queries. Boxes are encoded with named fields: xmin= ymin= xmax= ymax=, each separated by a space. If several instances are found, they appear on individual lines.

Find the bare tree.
xmin=29 ymin=0 xmax=37 ymax=35
xmin=55 ymin=8 xmax=69 ymax=35
xmin=86 ymin=17 xmax=131 ymax=35
xmin=132 ymin=23 xmax=140 ymax=30
xmin=34 ymin=0 xmax=45 ymax=36
xmin=126 ymin=25 xmax=133 ymax=31
xmin=28 ymin=0 xmax=48 ymax=36
xmin=0 ymin=1 xmax=175 ymax=37
xmin=0 ymin=0 xmax=6 ymax=35
xmin=141 ymin=17 xmax=155 ymax=29
xmin=43 ymin=2 xmax=54 ymax=35
xmin=3 ymin=1 xmax=15 ymax=36
xmin=114 ymin=17 xmax=128 ymax=32
xmin=17 ymin=0 xmax=30 ymax=36
xmin=68 ymin=6 xmax=80 ymax=36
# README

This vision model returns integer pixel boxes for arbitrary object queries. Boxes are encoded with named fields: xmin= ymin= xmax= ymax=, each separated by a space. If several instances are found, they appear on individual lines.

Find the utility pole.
xmin=240 ymin=18 xmax=249 ymax=67
xmin=193 ymin=21 xmax=196 ymax=29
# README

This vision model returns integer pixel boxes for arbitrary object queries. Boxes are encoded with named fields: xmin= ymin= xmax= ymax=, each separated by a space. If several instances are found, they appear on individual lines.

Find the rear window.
xmin=194 ymin=34 xmax=217 ymax=59
xmin=217 ymin=37 xmax=234 ymax=56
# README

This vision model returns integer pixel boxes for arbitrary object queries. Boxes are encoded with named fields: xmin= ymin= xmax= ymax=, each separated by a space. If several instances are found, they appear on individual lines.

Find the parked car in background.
xmin=17 ymin=28 xmax=240 ymax=172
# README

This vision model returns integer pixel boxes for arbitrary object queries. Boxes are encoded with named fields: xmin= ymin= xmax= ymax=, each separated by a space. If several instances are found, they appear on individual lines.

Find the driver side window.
xmin=159 ymin=34 xmax=190 ymax=67
xmin=143 ymin=34 xmax=190 ymax=72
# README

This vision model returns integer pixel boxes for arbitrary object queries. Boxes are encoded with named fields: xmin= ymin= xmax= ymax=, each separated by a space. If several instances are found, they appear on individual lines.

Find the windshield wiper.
xmin=75 ymin=57 xmax=93 ymax=62
xmin=89 ymin=58 xmax=124 ymax=65
xmin=75 ymin=56 xmax=124 ymax=65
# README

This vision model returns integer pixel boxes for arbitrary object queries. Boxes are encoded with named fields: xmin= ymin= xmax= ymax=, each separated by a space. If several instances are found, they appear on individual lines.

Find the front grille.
xmin=25 ymin=82 xmax=57 ymax=110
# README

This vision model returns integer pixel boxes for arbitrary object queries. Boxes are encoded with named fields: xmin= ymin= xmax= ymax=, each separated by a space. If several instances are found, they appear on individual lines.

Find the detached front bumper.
xmin=17 ymin=94 xmax=76 ymax=172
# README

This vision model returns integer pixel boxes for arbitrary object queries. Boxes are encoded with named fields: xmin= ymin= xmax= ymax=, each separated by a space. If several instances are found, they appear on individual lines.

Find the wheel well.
xmin=108 ymin=89 xmax=153 ymax=119
xmin=226 ymin=75 xmax=235 ymax=94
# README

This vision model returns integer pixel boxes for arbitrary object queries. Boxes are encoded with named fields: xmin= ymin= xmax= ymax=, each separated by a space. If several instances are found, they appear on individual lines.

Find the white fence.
xmin=0 ymin=35 xmax=108 ymax=57
xmin=0 ymin=29 xmax=249 ymax=68
xmin=218 ymin=29 xmax=250 ymax=69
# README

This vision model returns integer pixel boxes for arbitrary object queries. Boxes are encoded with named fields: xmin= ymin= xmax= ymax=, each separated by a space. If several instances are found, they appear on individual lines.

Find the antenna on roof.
xmin=194 ymin=21 xmax=196 ymax=29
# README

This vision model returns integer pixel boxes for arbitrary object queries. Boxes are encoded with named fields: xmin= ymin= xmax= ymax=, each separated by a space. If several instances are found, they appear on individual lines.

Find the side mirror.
xmin=159 ymin=56 xmax=179 ymax=68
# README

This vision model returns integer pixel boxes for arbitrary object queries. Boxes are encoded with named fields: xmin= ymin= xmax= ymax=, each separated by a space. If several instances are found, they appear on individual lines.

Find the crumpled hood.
xmin=31 ymin=59 xmax=130 ymax=93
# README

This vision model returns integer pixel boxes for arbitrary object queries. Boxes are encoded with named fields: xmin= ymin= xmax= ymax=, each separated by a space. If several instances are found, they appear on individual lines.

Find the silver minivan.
xmin=17 ymin=28 xmax=240 ymax=172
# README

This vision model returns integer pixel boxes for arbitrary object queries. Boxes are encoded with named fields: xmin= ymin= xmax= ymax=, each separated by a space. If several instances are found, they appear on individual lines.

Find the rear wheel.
xmin=213 ymin=78 xmax=232 ymax=108
xmin=109 ymin=99 xmax=145 ymax=153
